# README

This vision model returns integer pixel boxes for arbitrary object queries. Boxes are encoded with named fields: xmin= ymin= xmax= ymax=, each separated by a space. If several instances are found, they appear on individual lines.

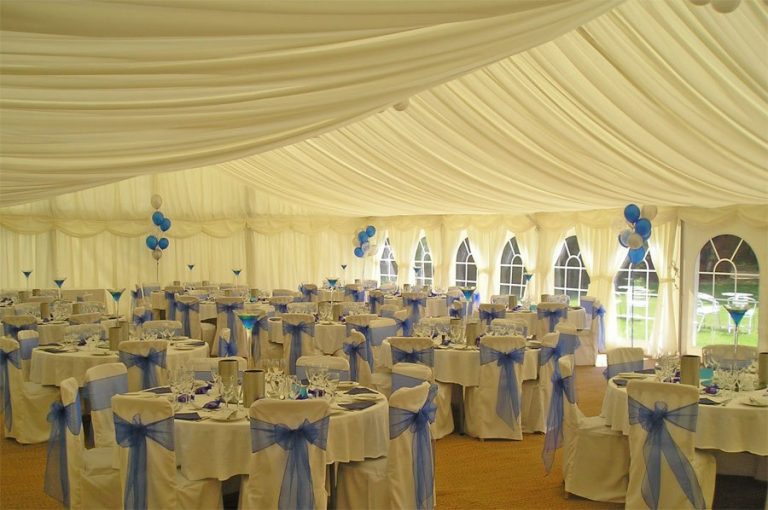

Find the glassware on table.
xmin=325 ymin=372 xmax=340 ymax=402
xmin=724 ymin=296 xmax=755 ymax=374
xmin=22 ymin=270 xmax=33 ymax=291
xmin=655 ymin=352 xmax=679 ymax=383
xmin=460 ymin=287 xmax=475 ymax=345
xmin=220 ymin=373 xmax=238 ymax=409
xmin=237 ymin=313 xmax=258 ymax=368
xmin=232 ymin=268 xmax=242 ymax=287
xmin=107 ymin=288 xmax=125 ymax=317
xmin=53 ymin=277 xmax=67 ymax=300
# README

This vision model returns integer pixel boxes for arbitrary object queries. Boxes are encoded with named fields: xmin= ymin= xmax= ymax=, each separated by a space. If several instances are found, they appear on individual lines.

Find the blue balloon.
xmin=628 ymin=247 xmax=646 ymax=264
xmin=354 ymin=246 xmax=364 ymax=258
xmin=145 ymin=235 xmax=158 ymax=250
xmin=623 ymin=204 xmax=641 ymax=224
xmin=357 ymin=231 xmax=368 ymax=243
xmin=158 ymin=237 xmax=169 ymax=250
xmin=160 ymin=218 xmax=172 ymax=232
xmin=635 ymin=218 xmax=652 ymax=239
xmin=618 ymin=229 xmax=632 ymax=248
xmin=366 ymin=225 xmax=376 ymax=237
xmin=152 ymin=211 xmax=165 ymax=226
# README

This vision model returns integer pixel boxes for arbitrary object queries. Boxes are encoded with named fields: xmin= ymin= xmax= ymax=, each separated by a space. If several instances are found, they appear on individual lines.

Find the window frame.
xmin=499 ymin=237 xmax=527 ymax=298
xmin=413 ymin=236 xmax=434 ymax=286
xmin=455 ymin=237 xmax=478 ymax=288
xmin=553 ymin=235 xmax=591 ymax=305
xmin=379 ymin=238 xmax=399 ymax=284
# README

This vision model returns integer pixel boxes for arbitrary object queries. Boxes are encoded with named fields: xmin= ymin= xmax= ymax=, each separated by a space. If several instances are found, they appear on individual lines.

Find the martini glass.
xmin=108 ymin=288 xmax=125 ymax=317
xmin=341 ymin=265 xmax=347 ymax=285
xmin=460 ymin=287 xmax=475 ymax=345
xmin=522 ymin=273 xmax=533 ymax=308
xmin=327 ymin=277 xmax=339 ymax=319
xmin=186 ymin=264 xmax=195 ymax=290
xmin=237 ymin=313 xmax=259 ymax=368
xmin=724 ymin=296 xmax=754 ymax=376
xmin=22 ymin=270 xmax=33 ymax=291
xmin=232 ymin=268 xmax=242 ymax=288
xmin=53 ymin=277 xmax=67 ymax=300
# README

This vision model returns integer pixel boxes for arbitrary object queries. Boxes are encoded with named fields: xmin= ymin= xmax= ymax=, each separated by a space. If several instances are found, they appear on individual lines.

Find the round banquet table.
xmin=29 ymin=342 xmax=209 ymax=387
xmin=379 ymin=341 xmax=540 ymax=386
xmin=173 ymin=391 xmax=389 ymax=481
xmin=601 ymin=377 xmax=768 ymax=455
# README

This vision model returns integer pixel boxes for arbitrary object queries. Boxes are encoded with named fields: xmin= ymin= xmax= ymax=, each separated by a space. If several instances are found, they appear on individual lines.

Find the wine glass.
xmin=53 ymin=277 xmax=67 ymax=300
xmin=325 ymin=372 xmax=340 ymax=403
xmin=107 ymin=288 xmax=125 ymax=317
xmin=724 ymin=296 xmax=755 ymax=374
xmin=22 ymin=270 xmax=32 ymax=291
xmin=237 ymin=313 xmax=258 ymax=368
xmin=221 ymin=373 xmax=237 ymax=410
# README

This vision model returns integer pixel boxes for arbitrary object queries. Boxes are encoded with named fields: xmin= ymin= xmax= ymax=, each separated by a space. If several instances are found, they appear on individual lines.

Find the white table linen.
xmin=174 ymin=392 xmax=389 ymax=481
xmin=601 ymin=378 xmax=768 ymax=455
xmin=29 ymin=342 xmax=209 ymax=386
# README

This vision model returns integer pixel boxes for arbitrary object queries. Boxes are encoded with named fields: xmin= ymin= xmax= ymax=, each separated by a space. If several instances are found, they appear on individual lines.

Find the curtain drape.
xmin=647 ymin=218 xmax=681 ymax=356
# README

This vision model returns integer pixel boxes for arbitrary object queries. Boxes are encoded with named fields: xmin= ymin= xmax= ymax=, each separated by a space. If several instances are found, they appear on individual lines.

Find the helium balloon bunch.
xmin=618 ymin=204 xmax=656 ymax=264
xmin=353 ymin=225 xmax=377 ymax=258
xmin=145 ymin=194 xmax=172 ymax=261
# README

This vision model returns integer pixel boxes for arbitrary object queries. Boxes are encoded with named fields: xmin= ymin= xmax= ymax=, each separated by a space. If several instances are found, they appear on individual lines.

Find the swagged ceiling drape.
xmin=0 ymin=0 xmax=622 ymax=206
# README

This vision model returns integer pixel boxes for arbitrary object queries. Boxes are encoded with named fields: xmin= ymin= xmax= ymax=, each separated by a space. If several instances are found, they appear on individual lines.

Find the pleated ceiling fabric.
xmin=0 ymin=0 xmax=620 ymax=206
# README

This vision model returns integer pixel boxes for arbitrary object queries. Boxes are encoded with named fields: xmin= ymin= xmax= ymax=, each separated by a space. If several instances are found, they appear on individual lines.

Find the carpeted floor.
xmin=1 ymin=366 xmax=765 ymax=509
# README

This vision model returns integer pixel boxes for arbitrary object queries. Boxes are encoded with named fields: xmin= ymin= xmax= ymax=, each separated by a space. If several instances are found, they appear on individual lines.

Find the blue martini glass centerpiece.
xmin=22 ymin=270 xmax=32 ymax=291
xmin=724 ymin=296 xmax=754 ymax=374
xmin=53 ymin=277 xmax=67 ymax=300
xmin=233 ymin=268 xmax=242 ymax=287
xmin=460 ymin=287 xmax=475 ymax=345
xmin=108 ymin=288 xmax=125 ymax=317
xmin=238 ymin=313 xmax=258 ymax=368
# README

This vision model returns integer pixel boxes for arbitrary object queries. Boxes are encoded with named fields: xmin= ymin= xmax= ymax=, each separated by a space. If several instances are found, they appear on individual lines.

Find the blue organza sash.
xmin=392 ymin=346 xmax=434 ymax=367
xmin=480 ymin=344 xmax=524 ymax=430
xmin=44 ymin=398 xmax=82 ymax=507
xmin=119 ymin=348 xmax=167 ymax=390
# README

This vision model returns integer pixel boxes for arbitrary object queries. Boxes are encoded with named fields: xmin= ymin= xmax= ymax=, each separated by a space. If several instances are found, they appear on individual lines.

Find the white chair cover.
xmin=465 ymin=336 xmax=527 ymax=440
xmin=282 ymin=313 xmax=319 ymax=375
xmin=17 ymin=329 xmax=39 ymax=381
xmin=270 ymin=295 xmax=296 ymax=315
xmin=626 ymin=381 xmax=716 ymax=510
xmin=605 ymin=347 xmax=645 ymax=380
xmin=559 ymin=355 xmax=629 ymax=503
xmin=45 ymin=377 xmax=120 ymax=510
xmin=556 ymin=323 xmax=595 ymax=367
xmin=388 ymin=382 xmax=436 ymax=510
xmin=112 ymin=394 xmax=223 ymax=510
xmin=84 ymin=363 xmax=128 ymax=449
xmin=296 ymin=355 xmax=350 ymax=381
xmin=298 ymin=283 xmax=320 ymax=303
xmin=0 ymin=336 xmax=58 ymax=443
xmin=131 ymin=306 xmax=153 ymax=335
xmin=535 ymin=302 xmax=568 ymax=339
xmin=343 ymin=283 xmax=366 ymax=303
xmin=392 ymin=363 xmax=433 ymax=393
xmin=249 ymin=307 xmax=282 ymax=361
xmin=521 ymin=332 xmax=560 ymax=434
xmin=336 ymin=456 xmax=390 ymax=510
xmin=69 ymin=312 xmax=102 ymax=325
xmin=142 ymin=319 xmax=182 ymax=339
xmin=2 ymin=314 xmax=38 ymax=340
xmin=140 ymin=282 xmax=161 ymax=307
xmin=213 ymin=327 xmax=235 ymax=357
xmin=478 ymin=303 xmax=506 ymax=326
xmin=341 ymin=331 xmax=373 ymax=386
xmin=13 ymin=302 xmax=42 ymax=319
xmin=341 ymin=301 xmax=369 ymax=316
xmin=215 ymin=296 xmax=246 ymax=356
xmin=118 ymin=340 xmax=168 ymax=392
xmin=175 ymin=295 xmax=202 ymax=339
xmin=240 ymin=399 xmax=330 ymax=510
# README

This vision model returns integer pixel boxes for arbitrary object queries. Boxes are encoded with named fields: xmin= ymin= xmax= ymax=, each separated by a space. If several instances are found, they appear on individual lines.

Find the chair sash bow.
xmin=480 ymin=344 xmax=525 ymax=430
xmin=389 ymin=384 xmax=437 ymax=510
xmin=479 ymin=308 xmax=505 ymax=325
xmin=44 ymin=398 xmax=82 ymax=507
xmin=345 ymin=287 xmax=365 ymax=302
xmin=604 ymin=359 xmax=644 ymax=380
xmin=299 ymin=285 xmax=318 ymax=302
xmin=346 ymin=324 xmax=375 ymax=371
xmin=250 ymin=415 xmax=330 ymax=510
xmin=164 ymin=291 xmax=177 ymax=321
xmin=594 ymin=306 xmax=606 ymax=352
xmin=132 ymin=309 xmax=152 ymax=327
xmin=119 ymin=348 xmax=167 ymax=390
xmin=217 ymin=302 xmax=244 ymax=343
xmin=218 ymin=334 xmax=238 ymax=357
xmin=404 ymin=297 xmax=426 ymax=325
xmin=0 ymin=349 xmax=21 ymax=431
xmin=368 ymin=293 xmax=384 ymax=314
xmin=391 ymin=346 xmax=434 ymax=367
xmin=537 ymin=307 xmax=568 ymax=332
xmin=542 ymin=371 xmax=576 ymax=473
xmin=342 ymin=341 xmax=367 ymax=381
xmin=114 ymin=413 xmax=174 ymax=510
xmin=175 ymin=301 xmax=199 ymax=337
xmin=628 ymin=398 xmax=705 ymax=510
xmin=283 ymin=322 xmax=315 ymax=374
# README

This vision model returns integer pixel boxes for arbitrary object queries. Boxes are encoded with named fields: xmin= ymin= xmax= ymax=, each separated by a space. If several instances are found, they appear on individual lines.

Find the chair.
xmin=112 ymin=394 xmax=223 ymax=509
xmin=701 ymin=344 xmax=756 ymax=369
xmin=559 ymin=355 xmax=629 ymax=503
xmin=131 ymin=306 xmax=153 ymax=335
xmin=248 ymin=308 xmax=282 ymax=362
xmin=296 ymin=355 xmax=350 ymax=381
xmin=344 ymin=313 xmax=379 ymax=368
xmin=239 ymin=399 xmax=330 ymax=510
xmin=341 ymin=331 xmax=373 ymax=386
xmin=478 ymin=303 xmax=506 ymax=326
xmin=175 ymin=295 xmax=202 ymax=339
xmin=118 ymin=340 xmax=168 ymax=392
xmin=163 ymin=286 xmax=185 ymax=321
xmin=84 ymin=363 xmax=128 ymax=448
xmin=44 ymin=377 xmax=121 ymax=510
xmin=269 ymin=295 xmax=295 ymax=315
xmin=69 ymin=312 xmax=102 ymax=325
xmin=402 ymin=292 xmax=427 ymax=325
xmin=695 ymin=293 xmax=720 ymax=332
xmin=388 ymin=382 xmax=436 ymax=510
xmin=368 ymin=290 xmax=385 ymax=315
xmin=17 ymin=330 xmax=39 ymax=381
xmin=214 ymin=327 xmax=237 ymax=357
xmin=344 ymin=284 xmax=366 ymax=303
xmin=282 ymin=313 xmax=318 ymax=375
xmin=465 ymin=335 xmax=527 ymax=440
xmin=605 ymin=347 xmax=645 ymax=380
xmin=392 ymin=362 xmax=433 ymax=393
xmin=535 ymin=302 xmax=568 ymax=339
xmin=625 ymin=380 xmax=716 ymax=510
xmin=142 ymin=319 xmax=182 ymax=339
xmin=299 ymin=283 xmax=320 ymax=303
xmin=13 ymin=302 xmax=42 ymax=319
xmin=557 ymin=324 xmax=595 ymax=367
xmin=1 ymin=337 xmax=59 ymax=443
xmin=215 ymin=296 xmax=246 ymax=358
xmin=140 ymin=282 xmax=161 ymax=307
xmin=580 ymin=296 xmax=606 ymax=353
xmin=2 ymin=314 xmax=38 ymax=339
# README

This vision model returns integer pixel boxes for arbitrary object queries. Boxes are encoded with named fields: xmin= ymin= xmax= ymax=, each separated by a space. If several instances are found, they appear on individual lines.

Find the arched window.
xmin=413 ymin=237 xmax=433 ymax=286
xmin=553 ymin=235 xmax=590 ymax=305
xmin=455 ymin=238 xmax=477 ymax=288
xmin=614 ymin=251 xmax=659 ymax=346
xmin=379 ymin=238 xmax=398 ymax=284
xmin=499 ymin=237 xmax=527 ymax=297
xmin=696 ymin=235 xmax=760 ymax=347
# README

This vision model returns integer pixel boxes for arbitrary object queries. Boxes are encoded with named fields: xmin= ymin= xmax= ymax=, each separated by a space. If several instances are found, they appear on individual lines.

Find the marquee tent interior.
xmin=0 ymin=0 xmax=766 ymax=358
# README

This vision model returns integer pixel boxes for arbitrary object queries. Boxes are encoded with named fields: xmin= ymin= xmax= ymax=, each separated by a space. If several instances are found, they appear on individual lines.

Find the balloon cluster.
xmin=618 ymin=204 xmax=656 ymax=264
xmin=353 ymin=225 xmax=377 ymax=258
xmin=145 ymin=194 xmax=172 ymax=261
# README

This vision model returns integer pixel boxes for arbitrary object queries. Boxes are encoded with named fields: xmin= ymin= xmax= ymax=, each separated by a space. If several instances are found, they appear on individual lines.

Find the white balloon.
xmin=152 ymin=247 xmax=163 ymax=260
xmin=150 ymin=194 xmax=163 ymax=209
xmin=640 ymin=205 xmax=658 ymax=221
xmin=628 ymin=232 xmax=644 ymax=249
xmin=711 ymin=0 xmax=740 ymax=12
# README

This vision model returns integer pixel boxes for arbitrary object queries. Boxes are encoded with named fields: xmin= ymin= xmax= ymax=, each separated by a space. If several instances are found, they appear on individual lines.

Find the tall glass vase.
xmin=460 ymin=287 xmax=475 ymax=346
xmin=724 ymin=296 xmax=753 ymax=376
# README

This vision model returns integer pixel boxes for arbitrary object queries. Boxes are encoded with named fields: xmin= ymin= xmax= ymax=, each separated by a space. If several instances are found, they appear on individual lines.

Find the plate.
xmin=617 ymin=373 xmax=650 ymax=379
xmin=742 ymin=397 xmax=768 ymax=407
xmin=210 ymin=410 xmax=246 ymax=422
xmin=90 ymin=352 xmax=113 ymax=356
xmin=173 ymin=346 xmax=196 ymax=351
xmin=337 ymin=381 xmax=359 ymax=389
xmin=352 ymin=394 xmax=380 ymax=401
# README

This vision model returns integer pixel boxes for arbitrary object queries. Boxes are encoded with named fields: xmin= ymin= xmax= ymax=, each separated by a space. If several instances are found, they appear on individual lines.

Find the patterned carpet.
xmin=1 ymin=366 xmax=765 ymax=509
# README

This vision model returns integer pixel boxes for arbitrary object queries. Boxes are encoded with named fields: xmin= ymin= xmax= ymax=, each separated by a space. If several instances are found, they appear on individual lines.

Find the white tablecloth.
xmin=601 ymin=378 xmax=768 ymax=455
xmin=380 ymin=341 xmax=539 ymax=387
xmin=29 ymin=342 xmax=209 ymax=387
xmin=174 ymin=392 xmax=389 ymax=480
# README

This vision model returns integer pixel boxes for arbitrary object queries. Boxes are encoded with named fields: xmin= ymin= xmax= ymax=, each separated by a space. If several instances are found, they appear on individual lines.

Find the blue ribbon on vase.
xmin=480 ymin=344 xmax=524 ymax=431
xmin=114 ymin=413 xmax=175 ymax=510
xmin=44 ymin=397 xmax=82 ymax=507
xmin=283 ymin=321 xmax=315 ymax=374
xmin=250 ymin=415 xmax=330 ymax=510
xmin=0 ymin=348 xmax=21 ymax=430
xmin=119 ymin=348 xmax=167 ymax=390
xmin=628 ymin=398 xmax=706 ymax=510
xmin=389 ymin=384 xmax=437 ymax=510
